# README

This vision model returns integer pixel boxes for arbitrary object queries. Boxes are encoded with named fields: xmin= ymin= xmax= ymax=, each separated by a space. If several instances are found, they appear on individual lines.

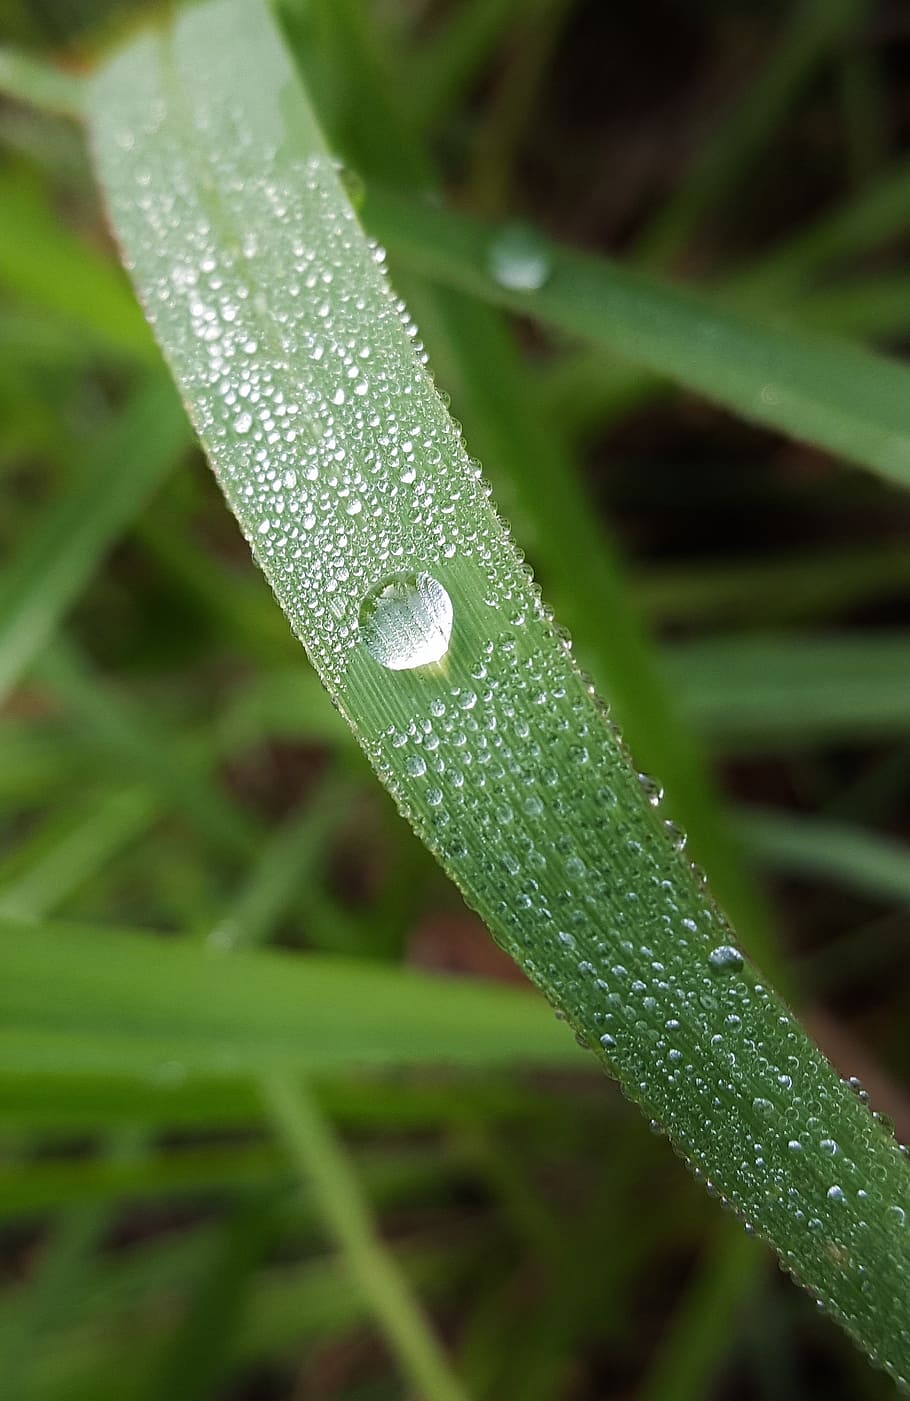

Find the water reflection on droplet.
xmin=358 ymin=572 xmax=453 ymax=671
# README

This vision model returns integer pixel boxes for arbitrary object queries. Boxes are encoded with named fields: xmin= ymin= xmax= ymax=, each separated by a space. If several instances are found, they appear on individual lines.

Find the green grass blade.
xmin=738 ymin=809 xmax=910 ymax=909
xmin=0 ymin=785 xmax=157 ymax=920
xmin=0 ymin=917 xmax=586 ymax=1076
xmin=148 ymin=1193 xmax=279 ymax=1401
xmin=639 ymin=1229 xmax=763 ymax=1401
xmin=667 ymin=632 xmax=910 ymax=750
xmin=362 ymin=186 xmax=910 ymax=491
xmin=88 ymin=0 xmax=910 ymax=1378
xmin=263 ymin=1074 xmax=470 ymax=1401
xmin=0 ymin=172 xmax=153 ymax=359
xmin=281 ymin=0 xmax=775 ymax=962
xmin=636 ymin=0 xmax=866 ymax=267
xmin=0 ymin=1203 xmax=112 ymax=1400
xmin=0 ymin=378 xmax=189 ymax=704
xmin=0 ymin=47 xmax=85 ymax=118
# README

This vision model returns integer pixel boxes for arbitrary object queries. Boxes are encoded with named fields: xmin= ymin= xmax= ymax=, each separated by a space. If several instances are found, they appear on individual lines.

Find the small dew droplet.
xmin=488 ymin=223 xmax=552 ymax=292
xmin=708 ymin=944 xmax=744 ymax=973
xmin=359 ymin=572 xmax=453 ymax=671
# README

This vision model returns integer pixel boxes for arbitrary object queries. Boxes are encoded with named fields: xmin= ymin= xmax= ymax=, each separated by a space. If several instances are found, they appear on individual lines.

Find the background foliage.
xmin=1 ymin=0 xmax=909 ymax=1398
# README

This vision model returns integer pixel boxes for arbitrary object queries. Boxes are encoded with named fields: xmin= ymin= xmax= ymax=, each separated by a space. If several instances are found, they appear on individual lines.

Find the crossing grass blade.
xmin=88 ymin=0 xmax=910 ymax=1380
xmin=361 ymin=185 xmax=910 ymax=492
xmin=0 ymin=917 xmax=588 ymax=1076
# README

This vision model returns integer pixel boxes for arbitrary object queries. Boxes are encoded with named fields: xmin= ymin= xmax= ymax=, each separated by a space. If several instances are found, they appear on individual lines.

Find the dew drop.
xmin=708 ymin=944 xmax=744 ymax=973
xmin=358 ymin=573 xmax=453 ymax=671
xmin=488 ymin=223 xmax=552 ymax=292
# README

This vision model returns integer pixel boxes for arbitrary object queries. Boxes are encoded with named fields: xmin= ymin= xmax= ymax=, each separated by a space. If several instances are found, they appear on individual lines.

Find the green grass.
xmin=1 ymin=0 xmax=909 ymax=1397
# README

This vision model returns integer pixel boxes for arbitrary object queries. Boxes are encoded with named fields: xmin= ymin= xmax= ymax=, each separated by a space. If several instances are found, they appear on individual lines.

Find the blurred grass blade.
xmin=0 ymin=784 xmax=157 ymax=919
xmin=0 ymin=378 xmax=188 ymax=704
xmin=149 ymin=1193 xmax=279 ymax=1401
xmin=0 ymin=1202 xmax=111 ymax=1399
xmin=362 ymin=186 xmax=910 ymax=490
xmin=0 ymin=918 xmax=587 ymax=1076
xmin=738 ymin=809 xmax=910 ymax=908
xmin=668 ymin=632 xmax=910 ymax=749
xmin=0 ymin=47 xmax=85 ymax=118
xmin=264 ymin=1075 xmax=470 ymax=1401
xmin=89 ymin=0 xmax=910 ymax=1377
xmin=639 ymin=1229 xmax=762 ymax=1401
xmin=636 ymin=0 xmax=866 ymax=267
xmin=0 ymin=173 xmax=154 ymax=359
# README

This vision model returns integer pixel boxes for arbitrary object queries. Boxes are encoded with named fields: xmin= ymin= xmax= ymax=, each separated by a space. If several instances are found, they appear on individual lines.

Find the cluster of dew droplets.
xmin=100 ymin=70 xmax=910 ymax=1379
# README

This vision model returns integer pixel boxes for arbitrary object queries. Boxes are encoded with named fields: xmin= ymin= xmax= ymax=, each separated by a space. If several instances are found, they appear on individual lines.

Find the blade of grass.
xmin=737 ymin=809 xmax=910 ymax=909
xmin=0 ymin=47 xmax=85 ymax=118
xmin=636 ymin=0 xmax=867 ymax=267
xmin=89 ymin=0 xmax=910 ymax=1376
xmin=0 ymin=377 xmax=189 ymax=704
xmin=0 ymin=785 xmax=157 ymax=920
xmin=148 ymin=1192 xmax=281 ymax=1401
xmin=34 ymin=641 xmax=259 ymax=860
xmin=283 ymin=0 xmax=775 ymax=962
xmin=0 ymin=1204 xmax=114 ymax=1398
xmin=638 ymin=543 xmax=910 ymax=629
xmin=262 ymin=1073 xmax=470 ymax=1401
xmin=0 ymin=171 xmax=153 ymax=359
xmin=410 ymin=0 xmax=530 ymax=128
xmin=547 ymin=154 xmax=910 ymax=444
xmin=361 ymin=184 xmax=910 ymax=491
xmin=204 ymin=769 xmax=356 ymax=950
xmin=638 ymin=1227 xmax=763 ymax=1401
xmin=667 ymin=631 xmax=910 ymax=750
xmin=0 ymin=917 xmax=588 ymax=1077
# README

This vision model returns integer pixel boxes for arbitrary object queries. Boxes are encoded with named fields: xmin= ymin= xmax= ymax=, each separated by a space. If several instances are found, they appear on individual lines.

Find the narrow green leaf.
xmin=0 ymin=173 xmax=154 ymax=359
xmin=0 ymin=378 xmax=189 ymax=704
xmin=0 ymin=47 xmax=85 ymax=119
xmin=362 ymin=185 xmax=910 ymax=491
xmin=0 ymin=918 xmax=587 ymax=1076
xmin=667 ymin=632 xmax=910 ymax=749
xmin=89 ymin=0 xmax=910 ymax=1378
xmin=738 ymin=809 xmax=910 ymax=909
xmin=264 ymin=1074 xmax=470 ymax=1401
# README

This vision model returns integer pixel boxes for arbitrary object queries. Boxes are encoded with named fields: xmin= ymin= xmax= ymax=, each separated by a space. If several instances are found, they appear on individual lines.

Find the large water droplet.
xmin=358 ymin=572 xmax=453 ymax=671
xmin=488 ymin=223 xmax=552 ymax=291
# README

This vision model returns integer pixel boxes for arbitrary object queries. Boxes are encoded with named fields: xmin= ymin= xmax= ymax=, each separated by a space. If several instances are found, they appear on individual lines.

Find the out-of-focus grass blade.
xmin=363 ymin=186 xmax=910 ymax=490
xmin=638 ymin=1228 xmax=763 ymax=1401
xmin=0 ymin=47 xmax=85 ymax=118
xmin=35 ymin=642 xmax=258 ymax=860
xmin=639 ymin=544 xmax=910 ymax=628
xmin=0 ymin=378 xmax=189 ymax=704
xmin=738 ymin=809 xmax=910 ymax=908
xmin=0 ymin=1202 xmax=112 ymax=1399
xmin=264 ymin=1074 xmax=471 ymax=1401
xmin=0 ymin=173 xmax=153 ymax=359
xmin=148 ymin=1193 xmax=279 ymax=1401
xmin=636 ymin=0 xmax=867 ymax=267
xmin=0 ymin=918 xmax=586 ymax=1077
xmin=0 ymin=1067 xmax=565 ymax=1135
xmin=0 ymin=785 xmax=157 ymax=920
xmin=0 ymin=1143 xmax=286 ymax=1219
xmin=668 ymin=632 xmax=910 ymax=749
